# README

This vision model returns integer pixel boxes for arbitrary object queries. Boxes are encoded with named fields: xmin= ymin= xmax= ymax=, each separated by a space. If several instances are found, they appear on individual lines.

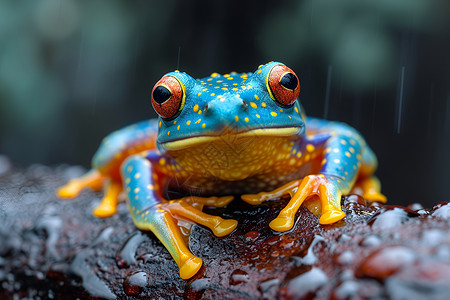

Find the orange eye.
xmin=267 ymin=65 xmax=300 ymax=107
xmin=151 ymin=75 xmax=185 ymax=120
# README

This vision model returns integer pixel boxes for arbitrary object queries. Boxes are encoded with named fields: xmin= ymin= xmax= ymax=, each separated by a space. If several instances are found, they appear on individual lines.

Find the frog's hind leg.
xmin=351 ymin=175 xmax=387 ymax=203
xmin=56 ymin=169 xmax=104 ymax=198
xmin=350 ymin=145 xmax=387 ymax=203
xmin=92 ymin=179 xmax=122 ymax=217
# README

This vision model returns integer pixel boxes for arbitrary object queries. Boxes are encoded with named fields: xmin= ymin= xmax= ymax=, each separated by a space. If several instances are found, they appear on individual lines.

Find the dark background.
xmin=0 ymin=0 xmax=449 ymax=207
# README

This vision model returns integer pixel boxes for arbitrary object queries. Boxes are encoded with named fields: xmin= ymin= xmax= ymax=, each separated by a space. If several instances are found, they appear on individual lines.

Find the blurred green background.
xmin=0 ymin=0 xmax=449 ymax=207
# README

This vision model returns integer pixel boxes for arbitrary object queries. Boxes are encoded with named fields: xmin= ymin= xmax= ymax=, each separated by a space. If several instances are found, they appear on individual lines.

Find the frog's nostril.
xmin=241 ymin=100 xmax=248 ymax=111
xmin=204 ymin=104 xmax=209 ymax=115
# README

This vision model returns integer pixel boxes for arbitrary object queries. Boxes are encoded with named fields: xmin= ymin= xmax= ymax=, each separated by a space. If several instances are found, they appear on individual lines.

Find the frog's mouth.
xmin=161 ymin=126 xmax=301 ymax=151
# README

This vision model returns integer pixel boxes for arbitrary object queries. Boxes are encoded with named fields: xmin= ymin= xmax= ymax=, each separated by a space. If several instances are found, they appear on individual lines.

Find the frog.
xmin=57 ymin=62 xmax=386 ymax=279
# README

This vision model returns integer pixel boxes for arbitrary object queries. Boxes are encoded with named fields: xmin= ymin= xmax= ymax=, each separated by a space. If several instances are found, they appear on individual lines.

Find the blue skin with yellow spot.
xmin=57 ymin=62 xmax=386 ymax=280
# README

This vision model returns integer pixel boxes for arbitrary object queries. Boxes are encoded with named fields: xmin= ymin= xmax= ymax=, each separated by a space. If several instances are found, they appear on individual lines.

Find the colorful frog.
xmin=57 ymin=62 xmax=386 ymax=279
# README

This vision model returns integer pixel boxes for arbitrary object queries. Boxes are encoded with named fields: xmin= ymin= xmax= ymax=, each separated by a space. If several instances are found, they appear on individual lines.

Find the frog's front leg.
xmin=122 ymin=153 xmax=237 ymax=279
xmin=244 ymin=134 xmax=366 ymax=231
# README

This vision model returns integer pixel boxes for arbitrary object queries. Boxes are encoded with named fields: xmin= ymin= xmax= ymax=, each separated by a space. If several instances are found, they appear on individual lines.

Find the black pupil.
xmin=280 ymin=73 xmax=298 ymax=90
xmin=153 ymin=86 xmax=172 ymax=104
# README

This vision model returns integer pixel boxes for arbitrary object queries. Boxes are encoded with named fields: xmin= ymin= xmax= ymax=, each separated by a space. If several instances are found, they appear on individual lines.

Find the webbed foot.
xmin=352 ymin=176 xmax=387 ymax=203
xmin=56 ymin=169 xmax=104 ymax=198
xmin=162 ymin=200 xmax=238 ymax=237
xmin=243 ymin=175 xmax=347 ymax=232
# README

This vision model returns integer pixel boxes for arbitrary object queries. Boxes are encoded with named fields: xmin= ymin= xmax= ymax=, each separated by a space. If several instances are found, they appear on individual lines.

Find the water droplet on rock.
xmin=283 ymin=268 xmax=328 ymax=299
xmin=432 ymin=202 xmax=450 ymax=219
xmin=368 ymin=206 xmax=419 ymax=230
xmin=229 ymin=269 xmax=249 ymax=285
xmin=356 ymin=246 xmax=416 ymax=279
xmin=123 ymin=271 xmax=148 ymax=296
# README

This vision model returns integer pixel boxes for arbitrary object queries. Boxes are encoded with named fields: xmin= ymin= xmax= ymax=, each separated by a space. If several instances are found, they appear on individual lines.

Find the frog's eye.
xmin=266 ymin=65 xmax=300 ymax=107
xmin=151 ymin=75 xmax=185 ymax=120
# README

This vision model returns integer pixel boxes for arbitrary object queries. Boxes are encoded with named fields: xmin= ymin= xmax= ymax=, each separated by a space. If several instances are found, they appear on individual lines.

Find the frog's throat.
xmin=162 ymin=126 xmax=301 ymax=151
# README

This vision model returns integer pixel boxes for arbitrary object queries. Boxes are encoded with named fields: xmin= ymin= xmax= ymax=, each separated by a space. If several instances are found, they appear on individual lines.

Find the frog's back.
xmin=92 ymin=119 xmax=159 ymax=181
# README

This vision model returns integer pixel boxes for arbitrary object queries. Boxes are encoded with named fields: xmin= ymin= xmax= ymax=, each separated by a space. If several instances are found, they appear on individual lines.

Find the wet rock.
xmin=2 ymin=165 xmax=450 ymax=299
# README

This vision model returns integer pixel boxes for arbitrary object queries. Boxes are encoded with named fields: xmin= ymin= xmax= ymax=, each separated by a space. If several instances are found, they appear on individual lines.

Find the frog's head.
xmin=152 ymin=62 xmax=305 ymax=155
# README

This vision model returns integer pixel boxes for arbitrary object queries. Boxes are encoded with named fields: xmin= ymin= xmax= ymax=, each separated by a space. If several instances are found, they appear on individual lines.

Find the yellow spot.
xmin=214 ymin=86 xmax=220 ymax=89
xmin=125 ymin=178 xmax=131 ymax=184
xmin=349 ymin=147 xmax=355 ymax=154
xmin=306 ymin=144 xmax=315 ymax=152
xmin=217 ymin=95 xmax=223 ymax=99
xmin=198 ymin=92 xmax=201 ymax=97
xmin=288 ymin=115 xmax=292 ymax=119
xmin=357 ymin=154 xmax=362 ymax=160
xmin=158 ymin=121 xmax=161 ymax=128
xmin=318 ymin=174 xmax=325 ymax=178
xmin=173 ymin=120 xmax=177 ymax=125
xmin=211 ymin=72 xmax=219 ymax=77
xmin=294 ymin=107 xmax=299 ymax=113
xmin=297 ymin=152 xmax=302 ymax=158
xmin=186 ymin=120 xmax=191 ymax=125
xmin=340 ymin=139 xmax=347 ymax=145
xmin=321 ymin=158 xmax=327 ymax=165
xmin=234 ymin=116 xmax=239 ymax=122
xmin=271 ymin=112 xmax=277 ymax=117
xmin=147 ymin=184 xmax=154 ymax=190
xmin=134 ymin=188 xmax=140 ymax=193
xmin=245 ymin=117 xmax=249 ymax=123
xmin=350 ymin=139 xmax=356 ymax=145
xmin=279 ymin=109 xmax=283 ymax=112
xmin=216 ymin=80 xmax=223 ymax=83
xmin=202 ymin=88 xmax=208 ymax=91
xmin=202 ymin=123 xmax=206 ymax=128
xmin=232 ymin=88 xmax=238 ymax=91
xmin=196 ymin=118 xmax=201 ymax=124
xmin=257 ymin=69 xmax=262 ymax=74
xmin=345 ymin=152 xmax=351 ymax=158
xmin=222 ymin=87 xmax=228 ymax=91
xmin=134 ymin=173 xmax=141 ymax=179
xmin=227 ymin=77 xmax=233 ymax=80
xmin=211 ymin=93 xmax=215 ymax=96
xmin=224 ymin=74 xmax=230 ymax=77
xmin=193 ymin=104 xmax=199 ymax=112
xmin=207 ymin=78 xmax=213 ymax=81
xmin=250 ymin=102 xmax=257 ymax=109
xmin=127 ymin=166 xmax=133 ymax=173
xmin=256 ymin=114 xmax=260 ymax=118
xmin=198 ymin=110 xmax=202 ymax=115
xmin=177 ymin=125 xmax=180 ymax=130
xmin=292 ymin=149 xmax=296 ymax=154
xmin=233 ymin=83 xmax=238 ymax=86
xmin=262 ymin=102 xmax=267 ymax=107
xmin=156 ymin=209 xmax=165 ymax=213
xmin=167 ymin=131 xmax=170 ymax=136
